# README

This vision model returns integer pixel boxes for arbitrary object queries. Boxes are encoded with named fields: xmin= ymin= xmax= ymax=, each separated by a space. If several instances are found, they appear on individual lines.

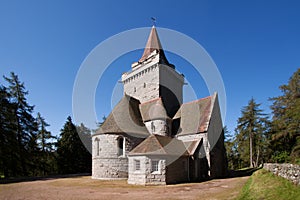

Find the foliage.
xmin=236 ymin=169 xmax=300 ymax=200
xmin=0 ymin=72 xmax=91 ymax=178
xmin=270 ymin=151 xmax=290 ymax=163
xmin=270 ymin=68 xmax=300 ymax=163
xmin=2 ymin=72 xmax=38 ymax=176
xmin=56 ymin=116 xmax=91 ymax=174
xmin=0 ymin=84 xmax=20 ymax=177
xmin=234 ymin=98 xmax=270 ymax=168
xmin=224 ymin=126 xmax=241 ymax=169
xmin=36 ymin=112 xmax=57 ymax=175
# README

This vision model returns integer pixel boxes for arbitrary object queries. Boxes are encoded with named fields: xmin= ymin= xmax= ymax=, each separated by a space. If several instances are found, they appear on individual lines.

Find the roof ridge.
xmin=182 ymin=95 xmax=212 ymax=105
xmin=153 ymin=134 xmax=168 ymax=154
xmin=140 ymin=97 xmax=162 ymax=105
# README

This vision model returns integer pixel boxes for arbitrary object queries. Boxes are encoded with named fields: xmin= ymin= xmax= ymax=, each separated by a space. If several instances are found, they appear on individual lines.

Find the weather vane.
xmin=151 ymin=17 xmax=156 ymax=26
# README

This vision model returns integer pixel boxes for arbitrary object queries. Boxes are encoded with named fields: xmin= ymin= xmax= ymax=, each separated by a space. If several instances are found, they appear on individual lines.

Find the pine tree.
xmin=224 ymin=126 xmax=240 ymax=169
xmin=235 ymin=98 xmax=269 ymax=168
xmin=3 ymin=72 xmax=38 ymax=176
xmin=57 ymin=116 xmax=91 ymax=174
xmin=36 ymin=112 xmax=56 ymax=175
xmin=270 ymin=68 xmax=300 ymax=163
xmin=0 ymin=85 xmax=20 ymax=177
xmin=76 ymin=123 xmax=92 ymax=154
xmin=37 ymin=112 xmax=54 ymax=152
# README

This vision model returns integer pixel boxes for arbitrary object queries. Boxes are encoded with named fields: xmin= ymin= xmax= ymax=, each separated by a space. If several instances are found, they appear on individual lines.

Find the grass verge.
xmin=236 ymin=169 xmax=300 ymax=200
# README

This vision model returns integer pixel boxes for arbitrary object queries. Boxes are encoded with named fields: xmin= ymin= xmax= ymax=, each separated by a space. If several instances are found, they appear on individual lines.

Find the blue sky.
xmin=0 ymin=0 xmax=299 ymax=136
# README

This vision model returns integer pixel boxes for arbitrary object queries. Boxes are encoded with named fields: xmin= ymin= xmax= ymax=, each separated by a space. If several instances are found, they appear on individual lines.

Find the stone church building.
xmin=92 ymin=26 xmax=227 ymax=185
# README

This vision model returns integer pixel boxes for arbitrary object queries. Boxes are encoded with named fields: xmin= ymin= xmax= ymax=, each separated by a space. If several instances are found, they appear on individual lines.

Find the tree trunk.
xmin=250 ymin=133 xmax=253 ymax=168
xmin=255 ymin=146 xmax=260 ymax=168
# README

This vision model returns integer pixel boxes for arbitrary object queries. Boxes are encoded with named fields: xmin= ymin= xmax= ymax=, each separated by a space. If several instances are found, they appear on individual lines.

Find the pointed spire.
xmin=139 ymin=26 xmax=169 ymax=64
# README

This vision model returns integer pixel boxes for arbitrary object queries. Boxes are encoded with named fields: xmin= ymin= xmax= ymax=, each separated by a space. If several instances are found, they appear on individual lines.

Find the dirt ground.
xmin=0 ymin=176 xmax=248 ymax=200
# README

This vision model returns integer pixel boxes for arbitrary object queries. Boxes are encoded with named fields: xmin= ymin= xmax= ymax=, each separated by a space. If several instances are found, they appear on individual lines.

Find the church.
xmin=92 ymin=26 xmax=227 ymax=185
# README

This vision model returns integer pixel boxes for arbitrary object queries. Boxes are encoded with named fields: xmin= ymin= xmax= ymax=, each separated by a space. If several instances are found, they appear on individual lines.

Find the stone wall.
xmin=122 ymin=52 xmax=184 ymax=116
xmin=92 ymin=157 xmax=128 ymax=179
xmin=144 ymin=119 xmax=169 ymax=136
xmin=122 ymin=58 xmax=160 ymax=103
xmin=159 ymin=64 xmax=184 ymax=117
xmin=128 ymin=156 xmax=147 ymax=185
xmin=165 ymin=157 xmax=189 ymax=184
xmin=263 ymin=163 xmax=300 ymax=185
xmin=128 ymin=155 xmax=167 ymax=185
xmin=145 ymin=157 xmax=166 ymax=185
xmin=92 ymin=134 xmax=143 ymax=179
xmin=207 ymin=95 xmax=227 ymax=178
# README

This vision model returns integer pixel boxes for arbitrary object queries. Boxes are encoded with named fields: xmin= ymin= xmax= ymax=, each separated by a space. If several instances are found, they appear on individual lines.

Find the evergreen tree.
xmin=36 ymin=112 xmax=56 ymax=175
xmin=235 ymin=98 xmax=269 ymax=168
xmin=224 ymin=126 xmax=240 ymax=169
xmin=76 ymin=123 xmax=92 ymax=154
xmin=270 ymin=68 xmax=300 ymax=163
xmin=3 ymin=72 xmax=38 ymax=176
xmin=57 ymin=116 xmax=91 ymax=174
xmin=37 ymin=112 xmax=54 ymax=152
xmin=0 ymin=85 xmax=20 ymax=177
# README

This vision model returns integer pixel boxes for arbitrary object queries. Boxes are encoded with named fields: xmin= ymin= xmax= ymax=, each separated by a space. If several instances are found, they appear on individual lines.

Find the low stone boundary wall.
xmin=263 ymin=163 xmax=300 ymax=185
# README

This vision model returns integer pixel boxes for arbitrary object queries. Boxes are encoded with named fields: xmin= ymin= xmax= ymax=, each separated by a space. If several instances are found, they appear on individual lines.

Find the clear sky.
xmin=0 ymin=0 xmax=299 ymax=137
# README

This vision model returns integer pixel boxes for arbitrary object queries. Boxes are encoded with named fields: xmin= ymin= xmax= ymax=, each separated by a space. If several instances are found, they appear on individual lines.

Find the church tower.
xmin=121 ymin=26 xmax=184 ymax=118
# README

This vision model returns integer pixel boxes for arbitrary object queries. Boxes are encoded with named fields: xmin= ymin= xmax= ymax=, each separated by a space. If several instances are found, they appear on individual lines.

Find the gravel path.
xmin=0 ymin=176 xmax=249 ymax=200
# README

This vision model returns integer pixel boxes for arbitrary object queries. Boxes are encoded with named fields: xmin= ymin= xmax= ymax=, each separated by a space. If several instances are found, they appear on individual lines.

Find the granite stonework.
xmin=92 ymin=134 xmax=143 ymax=179
xmin=92 ymin=26 xmax=227 ymax=185
xmin=263 ymin=163 xmax=300 ymax=185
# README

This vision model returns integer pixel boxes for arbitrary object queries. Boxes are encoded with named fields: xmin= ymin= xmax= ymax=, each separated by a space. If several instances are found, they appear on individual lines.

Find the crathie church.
xmin=92 ymin=26 xmax=227 ymax=185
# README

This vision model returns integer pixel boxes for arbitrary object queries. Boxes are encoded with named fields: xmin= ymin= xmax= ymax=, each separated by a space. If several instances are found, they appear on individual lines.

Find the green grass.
xmin=236 ymin=169 xmax=300 ymax=200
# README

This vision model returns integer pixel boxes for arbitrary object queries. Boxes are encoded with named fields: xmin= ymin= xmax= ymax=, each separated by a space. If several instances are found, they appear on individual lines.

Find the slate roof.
xmin=129 ymin=134 xmax=189 ymax=156
xmin=174 ymin=95 xmax=214 ymax=135
xmin=97 ymin=93 xmax=216 ymax=137
xmin=139 ymin=98 xmax=169 ymax=122
xmin=96 ymin=95 xmax=149 ymax=137
xmin=139 ymin=26 xmax=169 ymax=65
xmin=183 ymin=139 xmax=203 ymax=155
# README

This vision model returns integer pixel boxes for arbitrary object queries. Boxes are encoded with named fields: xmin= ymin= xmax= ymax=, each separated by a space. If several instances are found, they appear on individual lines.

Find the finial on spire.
xmin=151 ymin=17 xmax=156 ymax=26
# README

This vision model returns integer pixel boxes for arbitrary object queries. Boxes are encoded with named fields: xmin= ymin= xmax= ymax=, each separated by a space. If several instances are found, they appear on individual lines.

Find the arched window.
xmin=95 ymin=138 xmax=100 ymax=156
xmin=151 ymin=121 xmax=155 ymax=133
xmin=117 ymin=137 xmax=126 ymax=156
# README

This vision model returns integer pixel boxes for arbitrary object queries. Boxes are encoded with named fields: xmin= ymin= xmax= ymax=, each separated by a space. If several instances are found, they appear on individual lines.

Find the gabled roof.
xmin=183 ymin=139 xmax=203 ymax=156
xmin=139 ymin=26 xmax=169 ymax=65
xmin=95 ymin=95 xmax=149 ymax=137
xmin=139 ymin=97 xmax=169 ymax=122
xmin=129 ymin=135 xmax=189 ymax=156
xmin=173 ymin=95 xmax=214 ymax=135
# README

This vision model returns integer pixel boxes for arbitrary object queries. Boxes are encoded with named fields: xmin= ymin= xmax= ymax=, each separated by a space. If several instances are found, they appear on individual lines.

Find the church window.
xmin=151 ymin=160 xmax=159 ymax=173
xmin=117 ymin=137 xmax=125 ymax=156
xmin=144 ymin=83 xmax=146 ymax=88
xmin=134 ymin=159 xmax=140 ymax=171
xmin=151 ymin=121 xmax=155 ymax=133
xmin=134 ymin=87 xmax=136 ymax=92
xmin=95 ymin=138 xmax=100 ymax=156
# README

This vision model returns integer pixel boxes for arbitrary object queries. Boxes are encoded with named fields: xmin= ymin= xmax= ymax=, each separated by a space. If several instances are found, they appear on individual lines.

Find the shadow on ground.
xmin=0 ymin=173 xmax=91 ymax=184
xmin=227 ymin=167 xmax=261 ymax=178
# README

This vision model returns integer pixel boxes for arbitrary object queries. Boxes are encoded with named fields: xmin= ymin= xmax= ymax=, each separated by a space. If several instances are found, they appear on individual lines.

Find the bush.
xmin=271 ymin=151 xmax=290 ymax=163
